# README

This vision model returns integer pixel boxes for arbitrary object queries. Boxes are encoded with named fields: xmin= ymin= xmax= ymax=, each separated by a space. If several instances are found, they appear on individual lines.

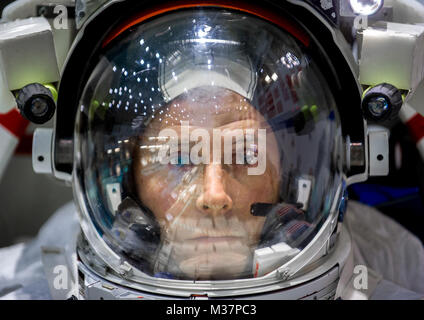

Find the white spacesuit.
xmin=0 ymin=0 xmax=424 ymax=300
xmin=1 ymin=200 xmax=423 ymax=300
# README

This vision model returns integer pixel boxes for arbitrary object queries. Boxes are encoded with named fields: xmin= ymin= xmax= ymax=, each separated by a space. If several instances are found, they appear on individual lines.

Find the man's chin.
xmin=178 ymin=251 xmax=250 ymax=280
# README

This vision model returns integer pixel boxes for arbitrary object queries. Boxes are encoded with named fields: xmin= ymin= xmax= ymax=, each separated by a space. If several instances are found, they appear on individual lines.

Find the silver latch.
xmin=368 ymin=125 xmax=389 ymax=176
xmin=32 ymin=128 xmax=53 ymax=174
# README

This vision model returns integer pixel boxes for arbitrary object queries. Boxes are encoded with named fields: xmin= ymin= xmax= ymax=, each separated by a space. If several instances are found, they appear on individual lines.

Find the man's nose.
xmin=196 ymin=164 xmax=233 ymax=215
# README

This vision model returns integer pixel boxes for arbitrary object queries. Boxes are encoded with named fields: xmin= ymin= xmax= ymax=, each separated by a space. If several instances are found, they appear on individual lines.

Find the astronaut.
xmin=0 ymin=0 xmax=424 ymax=300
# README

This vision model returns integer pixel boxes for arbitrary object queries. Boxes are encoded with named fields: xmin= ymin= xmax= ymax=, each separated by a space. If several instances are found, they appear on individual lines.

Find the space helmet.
xmin=53 ymin=0 xmax=365 ymax=298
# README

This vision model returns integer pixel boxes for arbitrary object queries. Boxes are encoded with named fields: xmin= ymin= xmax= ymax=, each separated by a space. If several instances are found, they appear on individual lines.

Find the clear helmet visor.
xmin=76 ymin=8 xmax=344 ymax=281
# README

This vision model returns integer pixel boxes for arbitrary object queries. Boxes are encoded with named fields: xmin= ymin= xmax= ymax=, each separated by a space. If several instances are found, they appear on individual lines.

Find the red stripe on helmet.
xmin=102 ymin=0 xmax=310 ymax=48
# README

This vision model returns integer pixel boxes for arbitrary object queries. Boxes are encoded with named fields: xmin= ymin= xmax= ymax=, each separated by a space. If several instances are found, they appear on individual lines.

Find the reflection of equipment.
xmin=106 ymin=197 xmax=160 ymax=264
xmin=251 ymin=202 xmax=314 ymax=249
xmin=292 ymin=106 xmax=317 ymax=136
xmin=253 ymin=242 xmax=300 ymax=278
xmin=268 ymin=105 xmax=318 ymax=136
xmin=296 ymin=177 xmax=313 ymax=211
xmin=105 ymin=183 xmax=122 ymax=215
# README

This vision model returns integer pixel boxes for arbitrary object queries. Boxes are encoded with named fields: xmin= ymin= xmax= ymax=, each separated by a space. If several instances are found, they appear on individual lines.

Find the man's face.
xmin=134 ymin=87 xmax=281 ymax=280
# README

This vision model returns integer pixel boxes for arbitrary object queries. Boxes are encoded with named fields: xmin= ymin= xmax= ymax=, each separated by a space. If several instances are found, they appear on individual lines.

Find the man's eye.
xmin=245 ymin=153 xmax=254 ymax=164
xmin=172 ymin=154 xmax=192 ymax=168
xmin=244 ymin=149 xmax=259 ymax=167
xmin=229 ymin=153 xmax=252 ymax=167
xmin=244 ymin=154 xmax=251 ymax=165
xmin=176 ymin=154 xmax=185 ymax=167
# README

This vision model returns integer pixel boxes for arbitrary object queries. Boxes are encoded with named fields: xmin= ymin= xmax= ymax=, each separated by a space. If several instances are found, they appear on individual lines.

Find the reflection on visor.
xmin=77 ymin=8 xmax=344 ymax=281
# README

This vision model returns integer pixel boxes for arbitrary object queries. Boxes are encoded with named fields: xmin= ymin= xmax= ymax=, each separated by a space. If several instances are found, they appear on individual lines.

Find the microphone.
xmin=251 ymin=202 xmax=311 ymax=248
xmin=250 ymin=202 xmax=303 ymax=217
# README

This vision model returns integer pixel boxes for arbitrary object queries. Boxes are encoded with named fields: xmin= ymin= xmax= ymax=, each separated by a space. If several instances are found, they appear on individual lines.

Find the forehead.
xmin=144 ymin=87 xmax=266 ymax=133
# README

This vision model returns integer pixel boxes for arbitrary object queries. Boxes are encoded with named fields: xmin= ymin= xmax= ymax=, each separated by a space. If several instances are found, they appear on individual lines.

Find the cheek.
xmin=267 ymin=133 xmax=281 ymax=177
xmin=246 ymin=216 xmax=266 ymax=241
xmin=228 ymin=168 xmax=279 ymax=207
xmin=136 ymin=166 xmax=199 ymax=219
xmin=136 ymin=172 xmax=174 ymax=220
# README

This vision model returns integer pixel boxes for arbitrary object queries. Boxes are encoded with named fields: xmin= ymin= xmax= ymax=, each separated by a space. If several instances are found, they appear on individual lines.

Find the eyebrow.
xmin=141 ymin=120 xmax=264 ymax=145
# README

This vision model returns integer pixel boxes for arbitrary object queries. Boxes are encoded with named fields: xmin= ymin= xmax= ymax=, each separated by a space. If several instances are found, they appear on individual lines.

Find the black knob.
xmin=362 ymin=83 xmax=403 ymax=122
xmin=16 ymin=83 xmax=56 ymax=124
